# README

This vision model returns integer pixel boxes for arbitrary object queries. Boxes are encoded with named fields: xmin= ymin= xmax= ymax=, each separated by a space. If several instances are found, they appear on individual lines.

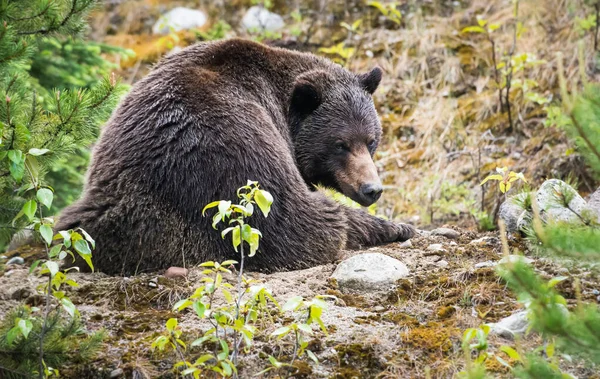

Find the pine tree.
xmin=0 ymin=1 xmax=125 ymax=377
xmin=0 ymin=0 xmax=126 ymax=247
xmin=497 ymin=81 xmax=600 ymax=374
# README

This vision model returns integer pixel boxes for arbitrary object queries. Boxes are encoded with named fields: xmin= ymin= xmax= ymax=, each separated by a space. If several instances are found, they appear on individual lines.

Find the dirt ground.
xmin=2 ymin=228 xmax=599 ymax=378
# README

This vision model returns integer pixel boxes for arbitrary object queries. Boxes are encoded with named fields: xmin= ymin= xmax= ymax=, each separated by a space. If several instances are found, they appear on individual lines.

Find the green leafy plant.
xmin=0 ymin=1 xmax=123 ymax=377
xmin=153 ymin=181 xmax=276 ymax=378
xmin=480 ymin=166 xmax=527 ymax=195
xmin=367 ymin=1 xmax=402 ymax=25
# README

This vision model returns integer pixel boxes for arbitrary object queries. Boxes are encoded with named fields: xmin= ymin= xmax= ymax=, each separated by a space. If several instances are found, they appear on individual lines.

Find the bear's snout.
xmin=359 ymin=182 xmax=383 ymax=204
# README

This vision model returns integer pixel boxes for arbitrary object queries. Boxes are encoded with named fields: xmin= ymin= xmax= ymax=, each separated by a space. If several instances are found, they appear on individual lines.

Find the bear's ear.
xmin=358 ymin=67 xmax=383 ymax=94
xmin=290 ymin=79 xmax=323 ymax=116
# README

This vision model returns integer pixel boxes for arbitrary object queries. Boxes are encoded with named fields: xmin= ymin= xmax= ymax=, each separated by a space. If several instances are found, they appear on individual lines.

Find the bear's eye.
xmin=367 ymin=140 xmax=377 ymax=150
xmin=335 ymin=142 xmax=350 ymax=153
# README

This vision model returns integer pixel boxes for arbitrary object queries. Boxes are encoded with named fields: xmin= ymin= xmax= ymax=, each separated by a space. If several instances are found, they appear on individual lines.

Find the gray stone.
xmin=152 ymin=7 xmax=207 ymax=35
xmin=487 ymin=311 xmax=529 ymax=339
xmin=587 ymin=187 xmax=600 ymax=222
xmin=431 ymin=227 xmax=460 ymax=239
xmin=536 ymin=179 xmax=587 ymax=224
xmin=399 ymin=239 xmax=413 ymax=248
xmin=6 ymin=256 xmax=25 ymax=265
xmin=427 ymin=244 xmax=446 ymax=252
xmin=331 ymin=253 xmax=410 ymax=292
xmin=110 ymin=368 xmax=124 ymax=378
xmin=499 ymin=192 xmax=530 ymax=233
xmin=242 ymin=6 xmax=284 ymax=32
xmin=8 ymin=228 xmax=34 ymax=251
xmin=417 ymin=229 xmax=431 ymax=238
xmin=436 ymin=260 xmax=449 ymax=268
xmin=469 ymin=236 xmax=499 ymax=246
xmin=474 ymin=261 xmax=496 ymax=268
xmin=517 ymin=210 xmax=532 ymax=232
xmin=498 ymin=255 xmax=534 ymax=265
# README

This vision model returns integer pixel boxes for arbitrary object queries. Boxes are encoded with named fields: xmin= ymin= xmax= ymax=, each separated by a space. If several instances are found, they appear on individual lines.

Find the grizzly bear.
xmin=57 ymin=38 xmax=414 ymax=276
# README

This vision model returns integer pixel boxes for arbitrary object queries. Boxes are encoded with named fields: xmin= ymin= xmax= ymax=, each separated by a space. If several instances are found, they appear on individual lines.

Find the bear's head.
xmin=289 ymin=66 xmax=384 ymax=207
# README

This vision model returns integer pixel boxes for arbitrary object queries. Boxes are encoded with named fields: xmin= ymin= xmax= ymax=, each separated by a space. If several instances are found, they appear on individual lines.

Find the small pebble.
xmin=164 ymin=266 xmax=189 ymax=278
xmin=427 ymin=244 xmax=446 ymax=252
xmin=437 ymin=260 xmax=449 ymax=268
xmin=399 ymin=240 xmax=413 ymax=248
xmin=110 ymin=368 xmax=124 ymax=378
xmin=148 ymin=278 xmax=158 ymax=288
xmin=469 ymin=236 xmax=499 ymax=246
xmin=592 ymin=289 xmax=599 ymax=295
xmin=475 ymin=261 xmax=496 ymax=269
xmin=373 ymin=306 xmax=385 ymax=312
xmin=431 ymin=227 xmax=460 ymax=239
xmin=417 ymin=229 xmax=431 ymax=238
xmin=7 ymin=256 xmax=25 ymax=265
xmin=499 ymin=255 xmax=534 ymax=265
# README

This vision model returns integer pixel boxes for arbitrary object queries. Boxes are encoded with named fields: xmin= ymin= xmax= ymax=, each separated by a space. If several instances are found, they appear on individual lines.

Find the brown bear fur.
xmin=57 ymin=38 xmax=414 ymax=275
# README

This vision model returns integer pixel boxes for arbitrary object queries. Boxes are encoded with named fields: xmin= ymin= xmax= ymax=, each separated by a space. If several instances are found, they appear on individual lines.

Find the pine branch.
xmin=16 ymin=0 xmax=85 ymax=36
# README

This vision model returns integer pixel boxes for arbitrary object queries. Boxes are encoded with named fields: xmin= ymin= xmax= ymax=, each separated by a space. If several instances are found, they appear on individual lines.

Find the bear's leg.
xmin=342 ymin=207 xmax=415 ymax=249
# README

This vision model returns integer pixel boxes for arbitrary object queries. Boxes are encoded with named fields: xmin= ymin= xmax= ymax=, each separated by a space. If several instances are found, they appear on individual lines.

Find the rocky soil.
xmin=2 ymin=228 xmax=599 ymax=378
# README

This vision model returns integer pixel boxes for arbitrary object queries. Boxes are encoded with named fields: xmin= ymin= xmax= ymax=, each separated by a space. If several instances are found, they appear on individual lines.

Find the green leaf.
xmin=546 ymin=342 xmax=555 ymax=358
xmin=29 ymin=259 xmax=41 ymax=274
xmin=7 ymin=150 xmax=24 ymax=164
xmin=80 ymin=228 xmax=96 ymax=249
xmin=74 ymin=239 xmax=91 ymax=255
xmin=218 ymin=200 xmax=232 ymax=215
xmin=268 ymin=355 xmax=283 ymax=368
xmin=28 ymin=148 xmax=50 ymax=156
xmin=40 ymin=224 xmax=53 ymax=246
xmin=271 ymin=326 xmax=291 ymax=337
xmin=6 ymin=326 xmax=21 ymax=345
xmin=548 ymin=276 xmax=568 ymax=288
xmin=193 ymin=301 xmax=206 ymax=318
xmin=500 ymin=345 xmax=522 ymax=362
xmin=9 ymin=158 xmax=24 ymax=182
xmin=255 ymin=190 xmax=273 ymax=217
xmin=297 ymin=323 xmax=312 ymax=334
xmin=282 ymin=296 xmax=303 ymax=312
xmin=22 ymin=200 xmax=37 ymax=221
xmin=202 ymin=201 xmax=221 ymax=216
xmin=166 ymin=318 xmax=178 ymax=332
xmin=307 ymin=350 xmax=319 ymax=364
xmin=231 ymin=226 xmax=241 ymax=252
xmin=173 ymin=299 xmax=193 ymax=311
xmin=17 ymin=318 xmax=32 ymax=339
xmin=61 ymin=297 xmax=78 ymax=317
xmin=45 ymin=261 xmax=59 ymax=278
xmin=462 ymin=26 xmax=486 ymax=34
xmin=480 ymin=174 xmax=503 ymax=186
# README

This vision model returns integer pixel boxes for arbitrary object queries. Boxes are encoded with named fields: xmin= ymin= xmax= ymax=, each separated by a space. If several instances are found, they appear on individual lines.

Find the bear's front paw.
xmin=394 ymin=223 xmax=416 ymax=242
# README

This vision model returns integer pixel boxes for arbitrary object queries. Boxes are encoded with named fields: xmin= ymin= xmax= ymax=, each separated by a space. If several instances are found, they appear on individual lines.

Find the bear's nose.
xmin=359 ymin=183 xmax=383 ymax=204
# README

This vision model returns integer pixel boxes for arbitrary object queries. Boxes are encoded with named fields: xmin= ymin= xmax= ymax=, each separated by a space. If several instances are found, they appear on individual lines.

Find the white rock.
xmin=469 ymin=236 xmax=499 ymax=246
xmin=427 ymin=244 xmax=446 ymax=252
xmin=331 ymin=253 xmax=410 ymax=292
xmin=152 ymin=7 xmax=207 ymax=35
xmin=417 ymin=229 xmax=431 ymax=238
xmin=498 ymin=254 xmax=534 ymax=265
xmin=399 ymin=240 xmax=413 ymax=248
xmin=586 ymin=186 xmax=600 ymax=222
xmin=474 ymin=261 xmax=496 ymax=268
xmin=242 ymin=6 xmax=284 ymax=32
xmin=537 ymin=179 xmax=587 ymax=224
xmin=6 ymin=256 xmax=25 ymax=265
xmin=499 ymin=192 xmax=530 ymax=233
xmin=437 ymin=260 xmax=449 ymax=268
xmin=487 ymin=311 xmax=529 ymax=339
xmin=431 ymin=227 xmax=460 ymax=239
